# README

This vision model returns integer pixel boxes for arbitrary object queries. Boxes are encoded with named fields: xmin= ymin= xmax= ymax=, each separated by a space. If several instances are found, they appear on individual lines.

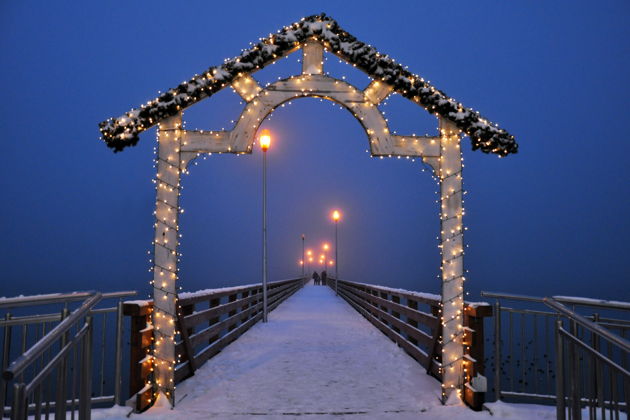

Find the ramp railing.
xmin=331 ymin=278 xmax=492 ymax=410
xmin=482 ymin=291 xmax=629 ymax=419
xmin=124 ymin=277 xmax=306 ymax=411
xmin=1 ymin=290 xmax=136 ymax=420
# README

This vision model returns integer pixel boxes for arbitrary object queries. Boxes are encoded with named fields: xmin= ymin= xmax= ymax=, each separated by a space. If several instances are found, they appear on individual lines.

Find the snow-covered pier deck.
xmin=157 ymin=283 xmax=443 ymax=418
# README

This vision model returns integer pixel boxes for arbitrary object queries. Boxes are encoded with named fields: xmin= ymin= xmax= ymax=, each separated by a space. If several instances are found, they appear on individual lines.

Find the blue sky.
xmin=1 ymin=1 xmax=628 ymax=301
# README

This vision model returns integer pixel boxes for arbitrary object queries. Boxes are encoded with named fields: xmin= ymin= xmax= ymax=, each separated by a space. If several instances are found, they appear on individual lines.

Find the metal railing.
xmin=482 ymin=291 xmax=630 ymax=419
xmin=1 ymin=290 xmax=137 ymax=419
xmin=547 ymin=298 xmax=630 ymax=420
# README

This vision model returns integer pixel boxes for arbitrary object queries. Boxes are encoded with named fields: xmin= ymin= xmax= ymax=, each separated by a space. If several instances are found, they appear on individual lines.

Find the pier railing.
xmin=482 ymin=291 xmax=629 ymax=419
xmin=331 ymin=278 xmax=492 ymax=410
xmin=1 ymin=290 xmax=136 ymax=420
xmin=124 ymin=277 xmax=306 ymax=411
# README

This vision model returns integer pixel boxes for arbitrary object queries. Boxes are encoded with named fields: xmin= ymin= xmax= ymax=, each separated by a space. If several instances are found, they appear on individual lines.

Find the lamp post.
xmin=260 ymin=129 xmax=271 ymax=322
xmin=331 ymin=210 xmax=341 ymax=296
xmin=306 ymin=250 xmax=312 ymax=275
xmin=301 ymin=234 xmax=305 ymax=278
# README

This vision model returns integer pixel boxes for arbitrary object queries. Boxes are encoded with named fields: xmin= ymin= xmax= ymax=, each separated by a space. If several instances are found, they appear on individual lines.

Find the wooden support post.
xmin=463 ymin=304 xmax=492 ymax=410
xmin=228 ymin=293 xmax=237 ymax=331
xmin=123 ymin=301 xmax=154 ymax=412
xmin=152 ymin=113 xmax=183 ymax=405
xmin=407 ymin=299 xmax=419 ymax=346
xmin=437 ymin=117 xmax=465 ymax=403
xmin=391 ymin=295 xmax=401 ymax=334
xmin=208 ymin=298 xmax=220 ymax=344
xmin=302 ymin=40 xmax=324 ymax=75
xmin=177 ymin=303 xmax=196 ymax=378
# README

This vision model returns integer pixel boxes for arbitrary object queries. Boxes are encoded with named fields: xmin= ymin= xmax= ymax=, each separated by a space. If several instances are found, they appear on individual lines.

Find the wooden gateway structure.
xmin=99 ymin=14 xmax=517 ymax=406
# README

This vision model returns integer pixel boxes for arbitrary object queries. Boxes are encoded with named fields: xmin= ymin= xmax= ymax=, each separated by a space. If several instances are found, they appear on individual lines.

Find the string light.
xmin=99 ymin=14 xmax=516 ymax=410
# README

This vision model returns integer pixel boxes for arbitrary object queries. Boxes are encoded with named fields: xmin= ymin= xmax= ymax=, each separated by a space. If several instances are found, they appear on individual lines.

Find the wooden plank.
xmin=180 ymin=131 xmax=231 ymax=154
xmin=176 ymin=304 xmax=196 ymax=375
xmin=340 ymin=282 xmax=438 ymax=327
xmin=363 ymin=80 xmax=393 ymax=105
xmin=338 ymin=279 xmax=441 ymax=307
xmin=183 ymin=294 xmax=257 ymax=327
xmin=231 ymin=74 xmax=262 ymax=102
xmin=178 ymin=278 xmax=298 ymax=306
xmin=338 ymin=288 xmax=430 ymax=367
xmin=392 ymin=135 xmax=441 ymax=157
xmin=302 ymin=41 xmax=324 ymax=75
xmin=340 ymin=284 xmax=433 ymax=348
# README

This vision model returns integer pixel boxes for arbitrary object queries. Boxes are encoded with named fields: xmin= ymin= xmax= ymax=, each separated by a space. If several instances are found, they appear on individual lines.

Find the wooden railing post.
xmin=391 ymin=295 xmax=401 ymax=334
xmin=228 ymin=294 xmax=238 ymax=331
xmin=208 ymin=298 xmax=220 ymax=344
xmin=463 ymin=303 xmax=492 ymax=410
xmin=407 ymin=299 xmax=419 ymax=346
xmin=123 ymin=301 xmax=154 ymax=412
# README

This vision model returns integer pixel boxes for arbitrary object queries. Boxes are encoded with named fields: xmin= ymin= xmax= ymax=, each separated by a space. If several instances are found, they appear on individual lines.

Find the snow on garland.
xmin=99 ymin=14 xmax=517 ymax=156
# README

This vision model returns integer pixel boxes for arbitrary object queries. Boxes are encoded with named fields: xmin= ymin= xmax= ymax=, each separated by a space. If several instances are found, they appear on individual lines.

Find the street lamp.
xmin=301 ymin=234 xmax=305 ymax=278
xmin=331 ymin=210 xmax=341 ymax=296
xmin=260 ymin=129 xmax=271 ymax=322
xmin=322 ymin=243 xmax=330 ymax=272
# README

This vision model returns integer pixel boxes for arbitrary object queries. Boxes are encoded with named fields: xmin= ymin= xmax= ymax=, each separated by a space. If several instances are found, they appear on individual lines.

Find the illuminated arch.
xmin=99 ymin=15 xmax=517 ymax=405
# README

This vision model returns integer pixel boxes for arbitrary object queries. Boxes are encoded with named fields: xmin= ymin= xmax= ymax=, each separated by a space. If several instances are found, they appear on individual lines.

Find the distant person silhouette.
xmin=312 ymin=271 xmax=320 ymax=286
xmin=321 ymin=270 xmax=327 ymax=287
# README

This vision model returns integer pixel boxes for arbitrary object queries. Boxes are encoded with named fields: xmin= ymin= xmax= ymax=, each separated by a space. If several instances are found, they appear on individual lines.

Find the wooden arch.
xmin=176 ymin=44 xmax=441 ymax=172
xmin=152 ymin=37 xmax=465 ymax=405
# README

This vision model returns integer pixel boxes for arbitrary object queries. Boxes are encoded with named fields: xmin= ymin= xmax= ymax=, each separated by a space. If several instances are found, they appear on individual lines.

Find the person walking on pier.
xmin=312 ymin=271 xmax=320 ymax=286
xmin=321 ymin=270 xmax=327 ymax=287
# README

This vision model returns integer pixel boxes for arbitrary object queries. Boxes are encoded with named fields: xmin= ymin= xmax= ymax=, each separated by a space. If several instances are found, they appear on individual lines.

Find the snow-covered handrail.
xmin=331 ymin=278 xmax=491 ymax=410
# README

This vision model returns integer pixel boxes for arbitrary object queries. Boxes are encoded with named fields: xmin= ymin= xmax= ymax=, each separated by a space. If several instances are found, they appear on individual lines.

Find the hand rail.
xmin=481 ymin=291 xmax=630 ymax=312
xmin=0 ymin=290 xmax=136 ymax=309
xmin=543 ymin=298 xmax=630 ymax=352
xmin=3 ymin=292 xmax=102 ymax=380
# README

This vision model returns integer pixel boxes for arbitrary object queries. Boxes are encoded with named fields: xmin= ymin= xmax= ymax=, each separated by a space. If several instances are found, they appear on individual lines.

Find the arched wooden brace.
xmin=177 ymin=74 xmax=441 ymax=170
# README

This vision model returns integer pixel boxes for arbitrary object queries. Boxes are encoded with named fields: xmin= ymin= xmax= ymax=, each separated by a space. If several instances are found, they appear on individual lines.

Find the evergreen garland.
xmin=99 ymin=14 xmax=517 ymax=156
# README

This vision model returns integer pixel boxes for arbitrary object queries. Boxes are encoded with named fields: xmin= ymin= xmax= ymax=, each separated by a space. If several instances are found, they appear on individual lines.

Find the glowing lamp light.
xmin=259 ymin=129 xmax=271 ymax=151
xmin=332 ymin=210 xmax=341 ymax=222
xmin=323 ymin=243 xmax=329 ymax=251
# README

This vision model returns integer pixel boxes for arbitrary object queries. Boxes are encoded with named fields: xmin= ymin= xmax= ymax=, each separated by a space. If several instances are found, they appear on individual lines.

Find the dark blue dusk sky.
xmin=1 ymin=1 xmax=628 ymax=302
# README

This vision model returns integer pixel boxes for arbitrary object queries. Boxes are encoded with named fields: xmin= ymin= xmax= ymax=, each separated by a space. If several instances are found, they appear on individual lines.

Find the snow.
xmin=125 ymin=299 xmax=151 ymax=307
xmin=179 ymin=284 xmax=258 ymax=299
xmin=553 ymin=295 xmax=630 ymax=308
xmin=347 ymin=280 xmax=490 ymax=309
xmin=86 ymin=283 xmax=565 ymax=419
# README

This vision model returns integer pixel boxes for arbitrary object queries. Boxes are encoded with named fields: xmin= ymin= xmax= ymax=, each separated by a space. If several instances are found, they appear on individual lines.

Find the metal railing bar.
xmin=499 ymin=390 xmax=556 ymax=400
xmin=89 ymin=307 xmax=119 ymax=315
xmin=3 ymin=293 xmax=102 ymax=380
xmin=0 ymin=291 xmax=135 ymax=310
xmin=499 ymin=391 xmax=629 ymax=409
xmin=25 ymin=322 xmax=89 ymax=395
xmin=558 ymin=327 xmax=630 ymax=378
xmin=544 ymin=298 xmax=630 ymax=353
xmin=481 ymin=291 xmax=545 ymax=303
xmin=499 ymin=307 xmax=558 ymax=317
xmin=113 ymin=300 xmax=124 ymax=406
xmin=0 ymin=314 xmax=61 ymax=328
xmin=3 ymin=395 xmax=116 ymax=416
xmin=553 ymin=296 xmax=630 ymax=311
xmin=483 ymin=291 xmax=630 ymax=312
